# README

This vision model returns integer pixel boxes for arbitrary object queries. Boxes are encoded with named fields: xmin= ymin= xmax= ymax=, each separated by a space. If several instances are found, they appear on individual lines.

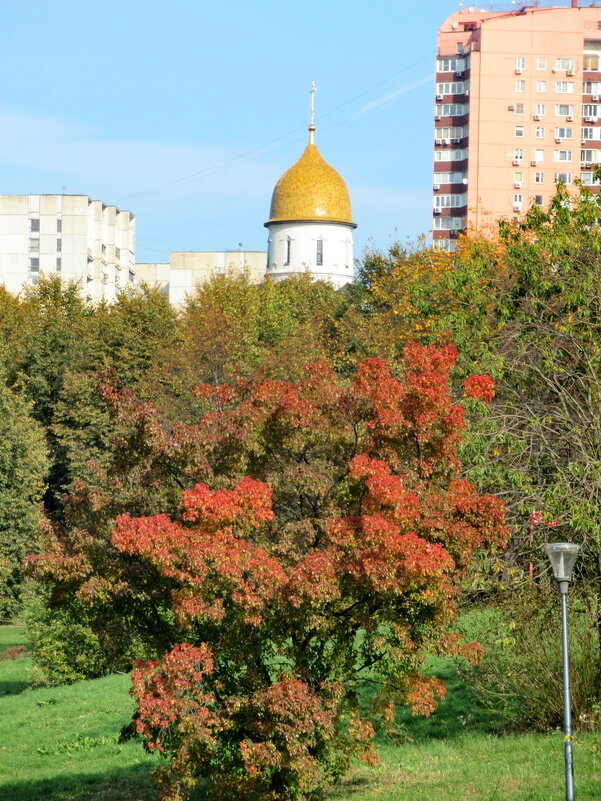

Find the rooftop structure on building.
xmin=0 ymin=194 xmax=135 ymax=300
xmin=433 ymin=1 xmax=601 ymax=251
xmin=265 ymin=83 xmax=356 ymax=289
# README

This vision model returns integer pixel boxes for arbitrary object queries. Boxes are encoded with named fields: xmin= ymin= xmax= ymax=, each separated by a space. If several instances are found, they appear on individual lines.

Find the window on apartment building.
xmin=556 ymin=104 xmax=574 ymax=116
xmin=436 ymin=81 xmax=466 ymax=95
xmin=535 ymin=149 xmax=545 ymax=162
xmin=516 ymin=79 xmax=526 ymax=92
xmin=555 ymin=82 xmax=574 ymax=93
xmin=535 ymin=171 xmax=544 ymax=183
xmin=554 ymin=172 xmax=572 ymax=184
xmin=536 ymin=80 xmax=546 ymax=92
xmin=554 ymin=150 xmax=572 ymax=162
xmin=581 ymin=149 xmax=601 ymax=164
xmin=513 ymin=171 xmax=523 ymax=184
xmin=435 ymin=126 xmax=467 ymax=140
xmin=580 ymin=172 xmax=597 ymax=185
xmin=433 ymin=216 xmax=465 ymax=230
xmin=316 ymin=239 xmax=323 ymax=266
xmin=115 ymin=247 xmax=121 ymax=259
xmin=583 ymin=81 xmax=601 ymax=94
xmin=29 ymin=257 xmax=39 ymax=271
xmin=537 ymin=57 xmax=547 ymax=70
xmin=29 ymin=239 xmax=39 ymax=252
xmin=56 ymin=238 xmax=62 ymax=252
xmin=535 ymin=103 xmax=545 ymax=115
xmin=515 ymin=103 xmax=524 ymax=114
xmin=434 ymin=148 xmax=468 ymax=161
xmin=534 ymin=195 xmax=544 ymax=205
xmin=513 ymin=193 xmax=523 ymax=207
xmin=515 ymin=126 xmax=525 ymax=137
xmin=582 ymin=127 xmax=594 ymax=140
xmin=583 ymin=104 xmax=599 ymax=118
xmin=29 ymin=218 xmax=40 ymax=232
xmin=433 ymin=194 xmax=467 ymax=208
xmin=436 ymin=103 xmax=468 ymax=116
xmin=555 ymin=127 xmax=573 ymax=139
xmin=515 ymin=56 xmax=526 ymax=72
xmin=56 ymin=258 xmax=61 ymax=272
xmin=101 ymin=244 xmax=106 ymax=254
xmin=536 ymin=127 xmax=545 ymax=138
xmin=56 ymin=219 xmax=61 ymax=233
xmin=514 ymin=148 xmax=524 ymax=161
xmin=436 ymin=57 xmax=466 ymax=72
xmin=434 ymin=172 xmax=466 ymax=184
xmin=555 ymin=58 xmax=575 ymax=72
xmin=583 ymin=54 xmax=600 ymax=71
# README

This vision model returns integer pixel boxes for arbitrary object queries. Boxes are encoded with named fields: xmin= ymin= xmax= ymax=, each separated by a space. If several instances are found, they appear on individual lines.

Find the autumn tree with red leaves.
xmin=28 ymin=346 xmax=506 ymax=800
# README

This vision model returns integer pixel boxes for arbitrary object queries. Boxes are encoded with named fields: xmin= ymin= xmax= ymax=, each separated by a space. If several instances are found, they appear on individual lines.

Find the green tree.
xmin=0 ymin=374 xmax=48 ymax=619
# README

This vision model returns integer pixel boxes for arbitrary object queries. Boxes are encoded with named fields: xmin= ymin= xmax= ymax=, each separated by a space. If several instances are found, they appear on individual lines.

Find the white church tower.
xmin=265 ymin=84 xmax=356 ymax=289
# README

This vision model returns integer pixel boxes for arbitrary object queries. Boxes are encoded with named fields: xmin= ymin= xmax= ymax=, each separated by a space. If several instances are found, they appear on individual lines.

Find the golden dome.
xmin=265 ymin=127 xmax=356 ymax=227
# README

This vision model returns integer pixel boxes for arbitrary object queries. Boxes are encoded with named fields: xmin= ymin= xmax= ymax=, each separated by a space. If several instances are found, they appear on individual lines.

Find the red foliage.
xmin=463 ymin=373 xmax=496 ymax=403
xmin=30 ymin=347 xmax=508 ymax=801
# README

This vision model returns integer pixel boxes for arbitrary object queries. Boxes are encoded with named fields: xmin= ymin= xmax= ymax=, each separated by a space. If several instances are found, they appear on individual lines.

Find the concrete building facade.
xmin=433 ymin=1 xmax=601 ymax=250
xmin=0 ymin=194 xmax=136 ymax=301
xmin=136 ymin=250 xmax=267 ymax=306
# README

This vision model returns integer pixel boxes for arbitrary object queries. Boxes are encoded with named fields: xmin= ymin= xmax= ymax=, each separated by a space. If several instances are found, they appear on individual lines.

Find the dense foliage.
xmin=28 ymin=346 xmax=507 ymax=800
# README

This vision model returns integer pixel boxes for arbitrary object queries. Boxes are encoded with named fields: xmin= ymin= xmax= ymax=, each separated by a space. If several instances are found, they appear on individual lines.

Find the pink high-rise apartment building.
xmin=433 ymin=1 xmax=601 ymax=250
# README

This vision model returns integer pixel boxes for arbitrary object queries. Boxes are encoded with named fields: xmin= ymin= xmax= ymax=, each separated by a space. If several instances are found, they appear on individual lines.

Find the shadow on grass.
xmin=0 ymin=677 xmax=31 ymax=696
xmin=0 ymin=763 xmax=158 ymax=801
xmin=371 ymin=658 xmax=505 ymax=745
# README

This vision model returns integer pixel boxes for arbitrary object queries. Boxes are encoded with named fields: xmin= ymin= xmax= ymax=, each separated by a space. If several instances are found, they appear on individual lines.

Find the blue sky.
xmin=0 ymin=1 xmax=460 ymax=263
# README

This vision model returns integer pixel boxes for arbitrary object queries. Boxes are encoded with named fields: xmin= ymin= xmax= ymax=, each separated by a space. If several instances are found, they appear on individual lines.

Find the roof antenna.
xmin=309 ymin=81 xmax=316 ymax=144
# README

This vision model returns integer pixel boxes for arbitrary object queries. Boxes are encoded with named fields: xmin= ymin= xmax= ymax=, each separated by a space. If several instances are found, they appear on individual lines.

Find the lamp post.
xmin=544 ymin=542 xmax=580 ymax=801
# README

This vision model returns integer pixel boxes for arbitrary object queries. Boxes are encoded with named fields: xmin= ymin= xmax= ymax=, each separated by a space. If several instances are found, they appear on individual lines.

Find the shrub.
xmin=455 ymin=592 xmax=601 ymax=732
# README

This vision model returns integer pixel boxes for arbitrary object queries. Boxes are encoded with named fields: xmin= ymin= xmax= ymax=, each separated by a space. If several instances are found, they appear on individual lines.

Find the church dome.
xmin=266 ymin=128 xmax=356 ymax=227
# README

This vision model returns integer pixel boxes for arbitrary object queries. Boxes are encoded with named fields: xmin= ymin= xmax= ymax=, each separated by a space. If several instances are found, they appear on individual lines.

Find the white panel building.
xmin=0 ymin=195 xmax=136 ymax=301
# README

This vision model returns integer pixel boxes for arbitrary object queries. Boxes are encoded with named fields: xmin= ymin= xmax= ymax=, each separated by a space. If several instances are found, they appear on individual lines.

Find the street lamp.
xmin=544 ymin=542 xmax=580 ymax=801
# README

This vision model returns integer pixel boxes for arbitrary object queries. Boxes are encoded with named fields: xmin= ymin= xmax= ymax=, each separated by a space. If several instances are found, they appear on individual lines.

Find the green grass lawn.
xmin=1 ymin=625 xmax=600 ymax=800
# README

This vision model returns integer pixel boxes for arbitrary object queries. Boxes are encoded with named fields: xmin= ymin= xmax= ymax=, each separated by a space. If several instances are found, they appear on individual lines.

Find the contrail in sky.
xmin=356 ymin=75 xmax=434 ymax=117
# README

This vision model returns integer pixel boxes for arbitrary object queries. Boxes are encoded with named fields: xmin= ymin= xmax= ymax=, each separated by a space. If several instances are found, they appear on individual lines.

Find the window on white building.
xmin=29 ymin=218 xmax=40 ymax=232
xmin=29 ymin=257 xmax=39 ymax=270
xmin=284 ymin=237 xmax=291 ymax=266
xmin=29 ymin=239 xmax=39 ymax=253
xmin=316 ymin=239 xmax=323 ymax=266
